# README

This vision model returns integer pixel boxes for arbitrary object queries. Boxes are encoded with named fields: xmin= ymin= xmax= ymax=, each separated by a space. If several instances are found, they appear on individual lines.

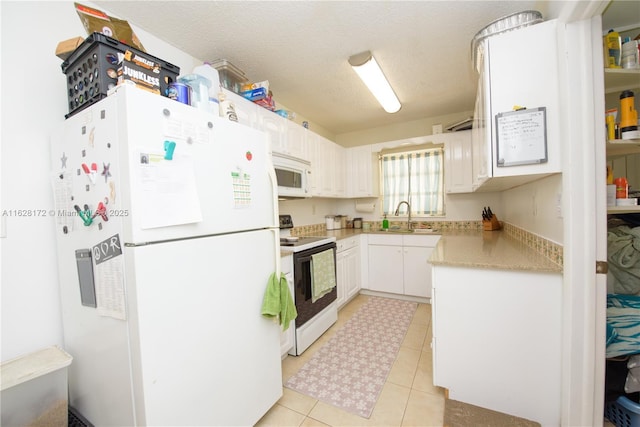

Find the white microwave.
xmin=272 ymin=153 xmax=312 ymax=198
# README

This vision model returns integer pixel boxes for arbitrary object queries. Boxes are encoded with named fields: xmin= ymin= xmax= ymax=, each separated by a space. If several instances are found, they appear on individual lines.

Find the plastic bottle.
xmin=193 ymin=62 xmax=220 ymax=102
xmin=382 ymin=215 xmax=389 ymax=230
xmin=621 ymin=39 xmax=640 ymax=69
xmin=620 ymin=90 xmax=638 ymax=137
xmin=604 ymin=29 xmax=622 ymax=68
xmin=614 ymin=177 xmax=628 ymax=199
xmin=606 ymin=115 xmax=616 ymax=141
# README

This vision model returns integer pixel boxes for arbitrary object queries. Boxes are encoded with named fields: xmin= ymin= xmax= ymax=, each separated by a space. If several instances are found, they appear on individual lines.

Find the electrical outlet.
xmin=556 ymin=193 xmax=563 ymax=218
xmin=312 ymin=204 xmax=316 ymax=215
xmin=532 ymin=192 xmax=537 ymax=217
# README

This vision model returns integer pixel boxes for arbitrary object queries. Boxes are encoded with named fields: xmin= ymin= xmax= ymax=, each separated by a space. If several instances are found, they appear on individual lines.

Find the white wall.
xmin=335 ymin=110 xmax=474 ymax=148
xmin=0 ymin=1 xmax=201 ymax=361
xmin=502 ymin=174 xmax=564 ymax=244
xmin=279 ymin=189 xmax=504 ymax=226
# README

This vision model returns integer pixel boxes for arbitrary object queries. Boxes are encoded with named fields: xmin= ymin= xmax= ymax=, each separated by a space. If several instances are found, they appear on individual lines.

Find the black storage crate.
xmin=61 ymin=32 xmax=180 ymax=118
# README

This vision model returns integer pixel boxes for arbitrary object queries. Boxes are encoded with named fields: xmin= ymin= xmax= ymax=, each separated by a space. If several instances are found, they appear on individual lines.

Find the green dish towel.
xmin=311 ymin=249 xmax=337 ymax=303
xmin=262 ymin=272 xmax=297 ymax=331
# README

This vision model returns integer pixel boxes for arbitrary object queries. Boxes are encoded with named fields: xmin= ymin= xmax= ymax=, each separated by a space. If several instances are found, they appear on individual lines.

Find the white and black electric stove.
xmin=278 ymin=214 xmax=338 ymax=355
xmin=279 ymin=215 xmax=335 ymax=252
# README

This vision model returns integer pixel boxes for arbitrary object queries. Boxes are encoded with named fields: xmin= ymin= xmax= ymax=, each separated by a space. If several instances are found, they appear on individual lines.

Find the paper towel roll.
xmin=355 ymin=201 xmax=376 ymax=213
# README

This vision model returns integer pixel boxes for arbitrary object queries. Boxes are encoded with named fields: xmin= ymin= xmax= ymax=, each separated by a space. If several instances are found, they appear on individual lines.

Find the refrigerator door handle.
xmin=266 ymin=156 xmax=281 ymax=278
xmin=272 ymin=227 xmax=281 ymax=278
xmin=266 ymin=156 xmax=279 ymax=228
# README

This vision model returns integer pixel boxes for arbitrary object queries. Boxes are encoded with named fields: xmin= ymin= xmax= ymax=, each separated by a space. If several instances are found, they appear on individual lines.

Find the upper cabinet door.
xmin=444 ymin=130 xmax=473 ymax=194
xmin=347 ymin=145 xmax=379 ymax=197
xmin=285 ymin=119 xmax=309 ymax=161
xmin=257 ymin=107 xmax=287 ymax=155
xmin=486 ymin=19 xmax=562 ymax=178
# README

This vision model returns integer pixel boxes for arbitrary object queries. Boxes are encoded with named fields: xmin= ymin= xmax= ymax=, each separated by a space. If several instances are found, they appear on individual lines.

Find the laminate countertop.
xmin=300 ymin=228 xmax=562 ymax=274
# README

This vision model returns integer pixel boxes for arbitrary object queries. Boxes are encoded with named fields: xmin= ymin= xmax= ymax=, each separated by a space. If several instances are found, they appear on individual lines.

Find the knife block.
xmin=483 ymin=215 xmax=502 ymax=231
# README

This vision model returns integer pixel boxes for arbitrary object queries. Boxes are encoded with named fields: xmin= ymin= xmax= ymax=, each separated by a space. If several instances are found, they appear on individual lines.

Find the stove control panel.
xmin=279 ymin=214 xmax=294 ymax=229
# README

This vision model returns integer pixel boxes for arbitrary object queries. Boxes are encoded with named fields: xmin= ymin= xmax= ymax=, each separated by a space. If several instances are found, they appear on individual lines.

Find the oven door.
xmin=293 ymin=242 xmax=337 ymax=327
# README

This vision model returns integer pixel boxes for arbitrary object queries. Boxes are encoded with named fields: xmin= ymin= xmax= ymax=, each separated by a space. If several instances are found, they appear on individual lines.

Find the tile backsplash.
xmin=291 ymin=220 xmax=563 ymax=267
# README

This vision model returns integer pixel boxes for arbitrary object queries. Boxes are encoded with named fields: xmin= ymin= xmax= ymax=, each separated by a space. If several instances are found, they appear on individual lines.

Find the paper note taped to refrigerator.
xmin=136 ymin=149 xmax=203 ymax=229
xmin=93 ymin=234 xmax=126 ymax=320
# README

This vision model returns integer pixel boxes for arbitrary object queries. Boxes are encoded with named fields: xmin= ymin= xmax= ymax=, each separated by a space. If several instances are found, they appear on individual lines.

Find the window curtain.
xmin=381 ymin=148 xmax=444 ymax=216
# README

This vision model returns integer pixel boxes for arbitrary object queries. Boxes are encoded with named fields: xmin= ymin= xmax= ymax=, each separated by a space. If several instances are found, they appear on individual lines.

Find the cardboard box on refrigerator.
xmin=55 ymin=36 xmax=85 ymax=60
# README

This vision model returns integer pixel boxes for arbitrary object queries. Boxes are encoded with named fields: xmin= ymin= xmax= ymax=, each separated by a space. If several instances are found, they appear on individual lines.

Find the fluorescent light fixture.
xmin=349 ymin=51 xmax=401 ymax=113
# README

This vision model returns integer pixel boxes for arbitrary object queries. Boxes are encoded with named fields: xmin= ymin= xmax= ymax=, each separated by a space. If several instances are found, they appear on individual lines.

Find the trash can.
xmin=1 ymin=346 xmax=73 ymax=427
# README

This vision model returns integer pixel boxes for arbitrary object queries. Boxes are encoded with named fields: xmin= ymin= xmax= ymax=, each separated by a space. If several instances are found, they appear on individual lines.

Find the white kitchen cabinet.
xmin=431 ymin=265 xmax=562 ymax=426
xmin=258 ymin=108 xmax=309 ymax=161
xmin=444 ymin=130 xmax=473 ymax=193
xmin=285 ymin=119 xmax=308 ymax=161
xmin=336 ymin=237 xmax=361 ymax=309
xmin=368 ymin=243 xmax=404 ymax=294
xmin=403 ymin=246 xmax=433 ymax=298
xmin=366 ymin=234 xmax=439 ymax=297
xmin=308 ymin=131 xmax=346 ymax=197
xmin=334 ymin=144 xmax=346 ymax=197
xmin=472 ymin=19 xmax=562 ymax=191
xmin=280 ymin=254 xmax=295 ymax=357
xmin=347 ymin=145 xmax=379 ymax=197
xmin=257 ymin=107 xmax=287 ymax=156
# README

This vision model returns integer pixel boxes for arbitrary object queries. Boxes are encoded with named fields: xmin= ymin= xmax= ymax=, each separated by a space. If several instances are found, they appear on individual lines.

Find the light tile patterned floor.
xmin=256 ymin=294 xmax=445 ymax=427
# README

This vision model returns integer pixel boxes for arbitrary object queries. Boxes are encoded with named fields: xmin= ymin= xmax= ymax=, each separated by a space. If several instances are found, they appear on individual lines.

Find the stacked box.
xmin=210 ymin=59 xmax=248 ymax=93
xmin=61 ymin=32 xmax=180 ymax=118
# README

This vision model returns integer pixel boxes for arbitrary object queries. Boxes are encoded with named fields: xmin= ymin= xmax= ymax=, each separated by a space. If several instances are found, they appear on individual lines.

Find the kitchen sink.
xmin=377 ymin=228 xmax=413 ymax=233
xmin=376 ymin=228 xmax=437 ymax=234
xmin=412 ymin=228 xmax=436 ymax=233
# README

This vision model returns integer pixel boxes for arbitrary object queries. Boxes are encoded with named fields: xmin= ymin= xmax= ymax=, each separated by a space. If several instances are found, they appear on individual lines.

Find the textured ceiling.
xmin=94 ymin=1 xmax=638 ymax=136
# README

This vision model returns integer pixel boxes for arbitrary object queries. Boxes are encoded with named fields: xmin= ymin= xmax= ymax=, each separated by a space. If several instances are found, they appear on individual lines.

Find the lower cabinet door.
xmin=403 ymin=246 xmax=433 ymax=297
xmin=368 ymin=245 xmax=403 ymax=294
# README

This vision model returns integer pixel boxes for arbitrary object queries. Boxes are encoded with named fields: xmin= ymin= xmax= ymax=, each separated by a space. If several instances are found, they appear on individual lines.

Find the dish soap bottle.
xmin=382 ymin=215 xmax=389 ymax=230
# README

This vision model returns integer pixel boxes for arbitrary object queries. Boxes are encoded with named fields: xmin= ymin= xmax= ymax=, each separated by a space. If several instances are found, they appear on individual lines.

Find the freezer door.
xmin=125 ymin=229 xmax=282 ymax=426
xmin=119 ymin=86 xmax=278 ymax=243
xmin=54 ymin=85 xmax=278 ymax=245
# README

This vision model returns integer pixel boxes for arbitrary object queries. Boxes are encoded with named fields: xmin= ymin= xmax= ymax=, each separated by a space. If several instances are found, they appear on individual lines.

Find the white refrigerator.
xmin=50 ymin=85 xmax=282 ymax=426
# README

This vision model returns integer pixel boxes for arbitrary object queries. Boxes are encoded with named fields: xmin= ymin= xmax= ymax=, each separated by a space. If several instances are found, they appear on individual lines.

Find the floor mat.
xmin=284 ymin=296 xmax=417 ymax=418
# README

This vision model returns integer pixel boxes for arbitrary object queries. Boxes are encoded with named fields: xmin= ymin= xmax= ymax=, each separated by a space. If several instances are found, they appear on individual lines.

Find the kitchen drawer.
xmin=337 ymin=236 xmax=359 ymax=253
xmin=402 ymin=234 xmax=441 ymax=247
xmin=367 ymin=234 xmax=403 ymax=246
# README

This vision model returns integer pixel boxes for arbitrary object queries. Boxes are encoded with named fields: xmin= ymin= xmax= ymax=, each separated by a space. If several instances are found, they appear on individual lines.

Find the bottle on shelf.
xmin=193 ymin=62 xmax=220 ymax=103
xmin=619 ymin=90 xmax=638 ymax=140
xmin=604 ymin=29 xmax=622 ymax=69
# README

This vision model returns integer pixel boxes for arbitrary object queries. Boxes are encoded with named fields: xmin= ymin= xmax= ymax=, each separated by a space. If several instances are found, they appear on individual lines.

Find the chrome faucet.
xmin=394 ymin=201 xmax=412 ymax=230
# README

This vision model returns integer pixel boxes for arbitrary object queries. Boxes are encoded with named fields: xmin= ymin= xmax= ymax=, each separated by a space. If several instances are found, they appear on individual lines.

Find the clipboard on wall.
xmin=495 ymin=107 xmax=547 ymax=167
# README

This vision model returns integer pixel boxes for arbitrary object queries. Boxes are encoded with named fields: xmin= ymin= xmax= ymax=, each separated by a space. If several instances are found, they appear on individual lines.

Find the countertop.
xmin=428 ymin=230 xmax=562 ymax=273
xmin=294 ymin=228 xmax=562 ymax=273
